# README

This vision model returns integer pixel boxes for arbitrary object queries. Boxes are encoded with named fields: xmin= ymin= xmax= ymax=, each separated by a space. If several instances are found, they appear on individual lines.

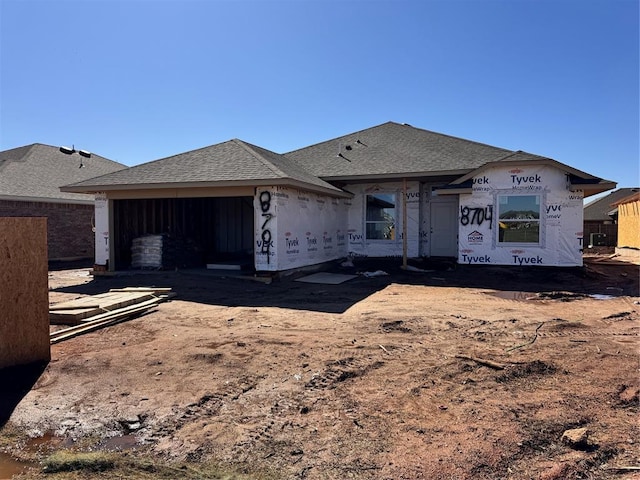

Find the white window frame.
xmin=496 ymin=193 xmax=542 ymax=245
xmin=365 ymin=192 xmax=397 ymax=241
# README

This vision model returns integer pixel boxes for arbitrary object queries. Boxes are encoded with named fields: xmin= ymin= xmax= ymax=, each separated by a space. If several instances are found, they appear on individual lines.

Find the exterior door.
xmin=430 ymin=199 xmax=458 ymax=257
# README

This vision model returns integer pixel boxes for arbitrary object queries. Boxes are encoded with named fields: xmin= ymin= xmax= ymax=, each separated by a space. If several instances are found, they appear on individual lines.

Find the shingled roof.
xmin=284 ymin=122 xmax=513 ymax=180
xmin=584 ymin=188 xmax=640 ymax=221
xmin=63 ymin=139 xmax=346 ymax=197
xmin=0 ymin=143 xmax=126 ymax=203
xmin=60 ymin=122 xmax=616 ymax=198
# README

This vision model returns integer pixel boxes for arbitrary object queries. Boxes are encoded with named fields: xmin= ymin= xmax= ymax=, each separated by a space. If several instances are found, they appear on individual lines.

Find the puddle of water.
xmin=98 ymin=435 xmax=138 ymax=451
xmin=0 ymin=432 xmax=74 ymax=480
xmin=486 ymin=291 xmax=537 ymax=301
xmin=488 ymin=291 xmax=619 ymax=301
xmin=0 ymin=452 xmax=34 ymax=480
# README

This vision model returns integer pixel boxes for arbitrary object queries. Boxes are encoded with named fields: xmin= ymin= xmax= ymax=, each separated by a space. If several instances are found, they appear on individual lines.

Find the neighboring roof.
xmin=284 ymin=122 xmax=514 ymax=181
xmin=610 ymin=190 xmax=640 ymax=207
xmin=583 ymin=188 xmax=640 ymax=221
xmin=0 ymin=143 xmax=126 ymax=204
xmin=63 ymin=139 xmax=347 ymax=197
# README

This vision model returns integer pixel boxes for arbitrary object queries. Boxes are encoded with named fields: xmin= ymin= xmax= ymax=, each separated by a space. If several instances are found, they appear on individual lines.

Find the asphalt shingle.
xmin=0 ymin=144 xmax=126 ymax=202
xmin=584 ymin=188 xmax=640 ymax=220
xmin=65 ymin=139 xmax=343 ymax=194
xmin=284 ymin=121 xmax=514 ymax=179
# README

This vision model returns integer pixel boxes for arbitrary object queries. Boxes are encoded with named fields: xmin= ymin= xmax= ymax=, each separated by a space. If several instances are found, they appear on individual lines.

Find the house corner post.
xmin=93 ymin=192 xmax=111 ymax=271
xmin=402 ymin=177 xmax=408 ymax=269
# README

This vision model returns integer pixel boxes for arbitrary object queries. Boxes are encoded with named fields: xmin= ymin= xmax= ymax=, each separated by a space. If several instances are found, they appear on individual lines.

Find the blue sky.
xmin=1 ymin=0 xmax=638 ymax=192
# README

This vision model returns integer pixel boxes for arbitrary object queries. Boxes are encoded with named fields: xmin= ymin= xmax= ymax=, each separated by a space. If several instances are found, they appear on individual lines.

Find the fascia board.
xmin=62 ymin=179 xmax=352 ymax=199
xmin=572 ymin=181 xmax=618 ymax=198
xmin=0 ymin=194 xmax=93 ymax=205
xmin=319 ymin=169 xmax=472 ymax=183
xmin=432 ymin=187 xmax=472 ymax=195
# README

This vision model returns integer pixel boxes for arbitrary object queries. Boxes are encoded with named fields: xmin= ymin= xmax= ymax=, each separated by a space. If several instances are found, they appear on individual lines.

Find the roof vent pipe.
xmin=59 ymin=146 xmax=75 ymax=154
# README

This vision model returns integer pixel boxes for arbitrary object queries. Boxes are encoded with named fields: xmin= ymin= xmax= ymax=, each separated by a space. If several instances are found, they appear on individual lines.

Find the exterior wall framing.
xmin=616 ymin=196 xmax=640 ymax=249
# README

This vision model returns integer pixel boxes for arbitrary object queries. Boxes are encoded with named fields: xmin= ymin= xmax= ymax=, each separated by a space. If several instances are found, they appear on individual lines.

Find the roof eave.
xmin=62 ymin=178 xmax=352 ymax=199
xmin=319 ymin=169 xmax=472 ymax=183
xmin=433 ymin=187 xmax=472 ymax=195
xmin=569 ymin=180 xmax=617 ymax=198
xmin=451 ymin=157 xmax=603 ymax=185
xmin=0 ymin=194 xmax=93 ymax=205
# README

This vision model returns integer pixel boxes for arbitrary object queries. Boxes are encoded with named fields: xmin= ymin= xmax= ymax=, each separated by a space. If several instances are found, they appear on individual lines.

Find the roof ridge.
xmin=0 ymin=143 xmax=125 ymax=167
xmin=284 ymin=121 xmax=396 ymax=155
xmin=0 ymin=144 xmax=36 ymax=172
xmin=116 ymin=140 xmax=238 ymax=172
xmin=401 ymin=124 xmax=513 ymax=153
xmin=284 ymin=121 xmax=514 ymax=157
xmin=232 ymin=139 xmax=289 ymax=179
xmin=0 ymin=143 xmax=36 ymax=157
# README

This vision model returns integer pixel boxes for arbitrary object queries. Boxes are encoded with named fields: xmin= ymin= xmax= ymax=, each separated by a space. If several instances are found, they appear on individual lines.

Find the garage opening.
xmin=112 ymin=197 xmax=254 ymax=270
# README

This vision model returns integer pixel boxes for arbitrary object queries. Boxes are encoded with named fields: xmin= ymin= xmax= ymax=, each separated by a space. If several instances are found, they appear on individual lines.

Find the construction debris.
xmin=49 ymin=287 xmax=174 ymax=344
xmin=49 ymin=291 xmax=156 ymax=325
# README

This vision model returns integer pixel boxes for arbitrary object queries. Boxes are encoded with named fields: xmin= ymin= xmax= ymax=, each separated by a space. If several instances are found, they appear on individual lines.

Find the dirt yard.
xmin=2 ymin=255 xmax=639 ymax=479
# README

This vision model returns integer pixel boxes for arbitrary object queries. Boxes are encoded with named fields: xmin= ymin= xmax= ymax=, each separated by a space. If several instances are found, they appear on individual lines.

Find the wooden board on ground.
xmin=49 ymin=291 xmax=156 ymax=325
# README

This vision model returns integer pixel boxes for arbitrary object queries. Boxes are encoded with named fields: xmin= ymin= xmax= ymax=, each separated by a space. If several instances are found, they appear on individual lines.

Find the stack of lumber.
xmin=49 ymin=287 xmax=174 ymax=344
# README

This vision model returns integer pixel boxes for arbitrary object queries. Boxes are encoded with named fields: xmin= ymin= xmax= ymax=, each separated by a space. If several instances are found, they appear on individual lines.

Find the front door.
xmin=430 ymin=199 xmax=458 ymax=257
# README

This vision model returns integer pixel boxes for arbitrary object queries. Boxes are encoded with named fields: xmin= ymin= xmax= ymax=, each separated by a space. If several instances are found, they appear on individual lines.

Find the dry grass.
xmin=7 ymin=447 xmax=278 ymax=480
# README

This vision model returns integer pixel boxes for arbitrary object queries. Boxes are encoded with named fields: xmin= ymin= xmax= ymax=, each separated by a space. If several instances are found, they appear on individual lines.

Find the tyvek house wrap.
xmin=458 ymin=164 xmax=584 ymax=267
xmin=94 ymin=193 xmax=110 ymax=266
xmin=254 ymin=186 xmax=349 ymax=272
xmin=344 ymin=182 xmax=422 ymax=258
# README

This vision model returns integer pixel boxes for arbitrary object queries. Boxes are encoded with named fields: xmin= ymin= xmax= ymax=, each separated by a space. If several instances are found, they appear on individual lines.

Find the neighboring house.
xmin=61 ymin=122 xmax=616 ymax=272
xmin=583 ymin=188 xmax=639 ymax=247
xmin=0 ymin=144 xmax=126 ymax=261
xmin=611 ymin=190 xmax=640 ymax=253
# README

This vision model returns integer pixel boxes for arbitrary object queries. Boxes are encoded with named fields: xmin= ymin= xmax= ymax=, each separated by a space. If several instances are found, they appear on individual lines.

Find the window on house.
xmin=366 ymin=193 xmax=396 ymax=240
xmin=497 ymin=194 xmax=541 ymax=244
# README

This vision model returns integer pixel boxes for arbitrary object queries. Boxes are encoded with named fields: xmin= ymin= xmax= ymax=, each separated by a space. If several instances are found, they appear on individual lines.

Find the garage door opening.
xmin=112 ymin=197 xmax=254 ymax=271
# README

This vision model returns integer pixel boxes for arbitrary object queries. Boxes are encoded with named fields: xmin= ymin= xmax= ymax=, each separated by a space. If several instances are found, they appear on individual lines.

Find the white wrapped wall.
xmin=94 ymin=193 xmax=110 ymax=266
xmin=458 ymin=165 xmax=584 ymax=267
xmin=345 ymin=182 xmax=422 ymax=258
xmin=254 ymin=186 xmax=348 ymax=272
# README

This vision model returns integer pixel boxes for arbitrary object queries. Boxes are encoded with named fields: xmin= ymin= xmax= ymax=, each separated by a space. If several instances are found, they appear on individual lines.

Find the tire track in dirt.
xmin=150 ymin=374 xmax=260 ymax=443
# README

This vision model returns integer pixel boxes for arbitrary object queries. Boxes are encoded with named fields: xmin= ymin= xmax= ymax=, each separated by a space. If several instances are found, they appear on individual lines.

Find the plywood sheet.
xmin=0 ymin=218 xmax=50 ymax=369
xmin=49 ymin=291 xmax=155 ymax=325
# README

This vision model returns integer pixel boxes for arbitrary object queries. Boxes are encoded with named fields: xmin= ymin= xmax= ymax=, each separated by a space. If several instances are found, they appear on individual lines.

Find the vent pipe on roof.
xmin=59 ymin=144 xmax=91 ymax=168
xmin=59 ymin=146 xmax=75 ymax=154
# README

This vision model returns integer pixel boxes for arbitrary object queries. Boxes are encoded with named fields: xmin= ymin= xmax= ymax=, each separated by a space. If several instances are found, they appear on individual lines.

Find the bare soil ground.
xmin=2 ymin=254 xmax=640 ymax=479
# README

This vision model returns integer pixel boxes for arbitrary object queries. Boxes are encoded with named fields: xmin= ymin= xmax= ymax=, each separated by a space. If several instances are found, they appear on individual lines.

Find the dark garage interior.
xmin=112 ymin=197 xmax=254 ymax=270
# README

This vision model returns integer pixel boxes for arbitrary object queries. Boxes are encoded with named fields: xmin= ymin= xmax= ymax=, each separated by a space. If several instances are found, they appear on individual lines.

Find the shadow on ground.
xmin=49 ymin=257 xmax=639 ymax=313
xmin=0 ymin=362 xmax=48 ymax=428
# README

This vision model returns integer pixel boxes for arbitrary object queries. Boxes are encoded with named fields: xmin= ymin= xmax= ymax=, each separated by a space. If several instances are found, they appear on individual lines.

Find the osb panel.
xmin=0 ymin=217 xmax=50 ymax=369
xmin=617 ymin=201 xmax=640 ymax=249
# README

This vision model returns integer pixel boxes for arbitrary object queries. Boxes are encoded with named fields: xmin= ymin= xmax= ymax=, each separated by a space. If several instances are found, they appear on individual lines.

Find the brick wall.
xmin=0 ymin=199 xmax=94 ymax=260
xmin=583 ymin=221 xmax=618 ymax=247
